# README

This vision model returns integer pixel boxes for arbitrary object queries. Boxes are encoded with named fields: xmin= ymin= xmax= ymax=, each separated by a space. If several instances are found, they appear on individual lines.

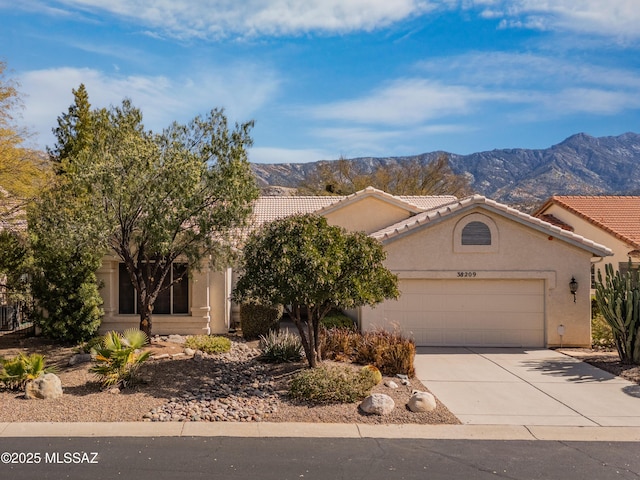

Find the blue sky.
xmin=2 ymin=1 xmax=639 ymax=163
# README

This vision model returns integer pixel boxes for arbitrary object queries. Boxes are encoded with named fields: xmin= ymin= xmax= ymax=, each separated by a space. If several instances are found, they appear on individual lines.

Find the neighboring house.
xmin=534 ymin=196 xmax=640 ymax=286
xmin=97 ymin=187 xmax=612 ymax=348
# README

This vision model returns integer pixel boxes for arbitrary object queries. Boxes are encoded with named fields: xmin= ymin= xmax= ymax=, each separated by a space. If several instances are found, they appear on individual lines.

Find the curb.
xmin=1 ymin=423 xmax=639 ymax=442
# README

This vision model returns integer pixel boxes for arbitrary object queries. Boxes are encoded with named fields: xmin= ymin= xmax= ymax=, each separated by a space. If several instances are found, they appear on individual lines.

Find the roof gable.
xmin=372 ymin=194 xmax=612 ymax=257
xmin=250 ymin=187 xmax=457 ymax=230
xmin=535 ymin=196 xmax=640 ymax=249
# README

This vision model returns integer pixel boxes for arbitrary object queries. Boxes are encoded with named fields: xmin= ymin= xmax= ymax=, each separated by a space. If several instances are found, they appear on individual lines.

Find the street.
xmin=1 ymin=437 xmax=639 ymax=479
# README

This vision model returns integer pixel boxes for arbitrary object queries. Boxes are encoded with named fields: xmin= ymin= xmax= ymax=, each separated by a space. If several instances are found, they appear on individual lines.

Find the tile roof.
xmin=250 ymin=187 xmax=457 ymax=228
xmin=252 ymin=196 xmax=343 ymax=227
xmin=535 ymin=196 xmax=640 ymax=249
xmin=371 ymin=194 xmax=613 ymax=257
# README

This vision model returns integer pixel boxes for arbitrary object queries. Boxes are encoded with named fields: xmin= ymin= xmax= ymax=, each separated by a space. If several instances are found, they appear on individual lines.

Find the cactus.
xmin=594 ymin=263 xmax=640 ymax=364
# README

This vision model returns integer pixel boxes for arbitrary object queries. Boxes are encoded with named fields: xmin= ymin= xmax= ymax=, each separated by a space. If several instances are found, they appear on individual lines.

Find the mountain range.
xmin=251 ymin=132 xmax=640 ymax=211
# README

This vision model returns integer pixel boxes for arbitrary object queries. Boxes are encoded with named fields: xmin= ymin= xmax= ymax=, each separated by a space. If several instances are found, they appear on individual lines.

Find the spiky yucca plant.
xmin=90 ymin=329 xmax=151 ymax=388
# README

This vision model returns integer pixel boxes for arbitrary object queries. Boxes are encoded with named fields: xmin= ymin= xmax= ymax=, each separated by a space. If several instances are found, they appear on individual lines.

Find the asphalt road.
xmin=1 ymin=437 xmax=639 ymax=480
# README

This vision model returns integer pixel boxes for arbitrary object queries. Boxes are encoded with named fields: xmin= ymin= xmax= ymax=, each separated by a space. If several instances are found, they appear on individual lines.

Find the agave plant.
xmin=90 ymin=328 xmax=151 ymax=388
xmin=0 ymin=353 xmax=50 ymax=390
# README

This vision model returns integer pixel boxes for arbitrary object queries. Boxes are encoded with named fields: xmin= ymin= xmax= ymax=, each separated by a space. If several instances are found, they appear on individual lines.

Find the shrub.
xmin=90 ymin=329 xmax=151 ymax=388
xmin=322 ymin=328 xmax=415 ymax=376
xmin=288 ymin=365 xmax=378 ymax=404
xmin=0 ymin=353 xmax=50 ymax=390
xmin=184 ymin=335 xmax=232 ymax=354
xmin=321 ymin=327 xmax=359 ymax=362
xmin=592 ymin=314 xmax=616 ymax=349
xmin=240 ymin=303 xmax=283 ymax=340
xmin=355 ymin=330 xmax=416 ymax=377
xmin=320 ymin=312 xmax=356 ymax=330
xmin=75 ymin=335 xmax=104 ymax=354
xmin=259 ymin=330 xmax=303 ymax=363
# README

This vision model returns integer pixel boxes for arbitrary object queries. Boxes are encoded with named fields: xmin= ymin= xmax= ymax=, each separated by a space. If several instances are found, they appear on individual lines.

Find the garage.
xmin=368 ymin=278 xmax=545 ymax=347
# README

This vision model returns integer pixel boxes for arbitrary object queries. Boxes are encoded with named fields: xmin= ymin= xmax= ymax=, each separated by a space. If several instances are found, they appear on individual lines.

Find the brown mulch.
xmin=0 ymin=333 xmax=459 ymax=424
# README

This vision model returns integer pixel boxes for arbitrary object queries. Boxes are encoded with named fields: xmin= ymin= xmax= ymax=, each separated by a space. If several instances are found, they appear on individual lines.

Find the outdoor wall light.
xmin=569 ymin=276 xmax=578 ymax=303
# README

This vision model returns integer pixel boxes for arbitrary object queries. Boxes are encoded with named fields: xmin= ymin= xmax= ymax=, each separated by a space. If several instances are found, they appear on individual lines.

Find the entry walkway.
xmin=414 ymin=347 xmax=640 ymax=427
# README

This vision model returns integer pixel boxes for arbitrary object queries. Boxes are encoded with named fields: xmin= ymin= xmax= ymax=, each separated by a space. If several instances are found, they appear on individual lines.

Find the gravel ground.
xmin=0 ymin=333 xmax=459 ymax=424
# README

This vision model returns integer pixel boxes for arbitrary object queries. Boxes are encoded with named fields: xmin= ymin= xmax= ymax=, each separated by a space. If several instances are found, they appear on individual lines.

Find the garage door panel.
xmin=365 ymin=279 xmax=545 ymax=347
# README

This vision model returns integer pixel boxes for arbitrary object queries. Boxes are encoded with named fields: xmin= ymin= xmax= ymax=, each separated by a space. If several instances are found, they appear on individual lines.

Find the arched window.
xmin=461 ymin=221 xmax=491 ymax=245
xmin=453 ymin=213 xmax=499 ymax=253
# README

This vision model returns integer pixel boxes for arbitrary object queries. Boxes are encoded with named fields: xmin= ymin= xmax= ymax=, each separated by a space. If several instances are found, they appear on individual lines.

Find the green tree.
xmin=0 ymin=61 xmax=50 ymax=222
xmin=29 ymin=185 xmax=105 ymax=342
xmin=298 ymin=154 xmax=471 ymax=197
xmin=51 ymin=88 xmax=259 ymax=336
xmin=595 ymin=263 xmax=640 ymax=364
xmin=0 ymin=230 xmax=31 ymax=304
xmin=48 ymin=83 xmax=94 ymax=171
xmin=233 ymin=214 xmax=399 ymax=368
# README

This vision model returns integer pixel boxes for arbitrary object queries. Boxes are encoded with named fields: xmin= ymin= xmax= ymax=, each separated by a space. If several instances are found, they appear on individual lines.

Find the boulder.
xmin=68 ymin=353 xmax=92 ymax=366
xmin=407 ymin=390 xmax=437 ymax=413
xmin=184 ymin=348 xmax=196 ymax=356
xmin=359 ymin=393 xmax=395 ymax=415
xmin=384 ymin=380 xmax=399 ymax=389
xmin=24 ymin=373 xmax=63 ymax=400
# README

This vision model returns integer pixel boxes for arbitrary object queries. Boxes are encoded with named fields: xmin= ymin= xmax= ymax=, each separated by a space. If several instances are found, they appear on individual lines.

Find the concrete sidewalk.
xmin=414 ymin=347 xmax=640 ymax=427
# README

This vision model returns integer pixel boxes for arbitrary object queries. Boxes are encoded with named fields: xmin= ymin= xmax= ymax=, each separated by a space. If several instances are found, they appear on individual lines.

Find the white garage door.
xmin=366 ymin=279 xmax=545 ymax=347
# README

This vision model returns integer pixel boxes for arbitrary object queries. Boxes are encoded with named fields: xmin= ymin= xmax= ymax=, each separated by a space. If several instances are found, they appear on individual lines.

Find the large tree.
xmin=233 ymin=214 xmax=399 ymax=367
xmin=51 ymin=88 xmax=259 ymax=335
xmin=28 ymin=84 xmax=106 ymax=342
xmin=298 ymin=154 xmax=471 ymax=197
xmin=0 ymin=61 xmax=50 ymax=223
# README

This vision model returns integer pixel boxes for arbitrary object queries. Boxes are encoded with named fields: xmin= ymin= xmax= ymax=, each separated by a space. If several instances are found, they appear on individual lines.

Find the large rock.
xmin=359 ymin=393 xmax=395 ymax=415
xmin=407 ymin=390 xmax=437 ymax=413
xmin=24 ymin=373 xmax=63 ymax=400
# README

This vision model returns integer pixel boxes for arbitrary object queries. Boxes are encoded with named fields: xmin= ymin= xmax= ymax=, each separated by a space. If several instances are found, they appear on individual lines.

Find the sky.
xmin=1 ymin=1 xmax=639 ymax=164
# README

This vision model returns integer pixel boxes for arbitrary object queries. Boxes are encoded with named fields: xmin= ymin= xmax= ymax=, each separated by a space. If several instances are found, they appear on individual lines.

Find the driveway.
xmin=414 ymin=347 xmax=640 ymax=426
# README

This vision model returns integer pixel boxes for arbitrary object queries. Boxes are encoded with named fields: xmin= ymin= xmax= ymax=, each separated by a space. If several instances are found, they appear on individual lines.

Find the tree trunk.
xmin=139 ymin=305 xmax=153 ymax=337
xmin=288 ymin=305 xmax=316 ymax=368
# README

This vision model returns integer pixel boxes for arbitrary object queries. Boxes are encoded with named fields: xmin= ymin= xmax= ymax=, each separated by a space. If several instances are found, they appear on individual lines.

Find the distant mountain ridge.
xmin=251 ymin=132 xmax=640 ymax=210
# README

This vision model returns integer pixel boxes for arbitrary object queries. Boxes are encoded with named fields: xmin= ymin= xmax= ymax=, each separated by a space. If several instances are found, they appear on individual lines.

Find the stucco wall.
xmin=97 ymin=259 xmax=225 ymax=335
xmin=363 ymin=208 xmax=594 ymax=347
xmin=324 ymin=197 xmax=412 ymax=234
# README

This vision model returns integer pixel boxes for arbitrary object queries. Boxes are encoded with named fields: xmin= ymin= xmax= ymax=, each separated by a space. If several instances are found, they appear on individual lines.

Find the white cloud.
xmin=19 ymin=65 xmax=280 ymax=149
xmin=17 ymin=0 xmax=437 ymax=38
xmin=470 ymin=0 xmax=640 ymax=40
xmin=415 ymin=52 xmax=640 ymax=116
xmin=303 ymin=51 xmax=640 ymax=149
xmin=310 ymin=79 xmax=508 ymax=126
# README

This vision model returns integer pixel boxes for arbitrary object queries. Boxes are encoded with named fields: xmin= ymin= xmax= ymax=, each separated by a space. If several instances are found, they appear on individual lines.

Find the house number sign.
xmin=456 ymin=271 xmax=477 ymax=278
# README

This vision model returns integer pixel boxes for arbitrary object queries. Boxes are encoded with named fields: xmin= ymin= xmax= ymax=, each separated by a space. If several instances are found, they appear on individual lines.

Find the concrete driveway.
xmin=414 ymin=347 xmax=640 ymax=426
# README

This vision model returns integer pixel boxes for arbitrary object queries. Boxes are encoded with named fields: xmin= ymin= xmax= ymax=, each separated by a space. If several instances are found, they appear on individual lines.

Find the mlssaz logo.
xmin=45 ymin=452 xmax=99 ymax=464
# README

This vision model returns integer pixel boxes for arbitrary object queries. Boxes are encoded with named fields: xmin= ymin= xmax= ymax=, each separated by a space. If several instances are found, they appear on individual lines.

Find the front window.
xmin=118 ymin=263 xmax=189 ymax=315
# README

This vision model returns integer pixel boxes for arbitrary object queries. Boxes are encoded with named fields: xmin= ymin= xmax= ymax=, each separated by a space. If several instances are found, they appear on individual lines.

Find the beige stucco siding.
xmin=361 ymin=208 xmax=593 ymax=347
xmin=323 ymin=197 xmax=413 ymax=234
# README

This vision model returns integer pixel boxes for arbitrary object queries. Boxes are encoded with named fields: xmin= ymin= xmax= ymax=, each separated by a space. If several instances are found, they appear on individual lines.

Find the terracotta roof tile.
xmin=541 ymin=196 xmax=640 ymax=249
